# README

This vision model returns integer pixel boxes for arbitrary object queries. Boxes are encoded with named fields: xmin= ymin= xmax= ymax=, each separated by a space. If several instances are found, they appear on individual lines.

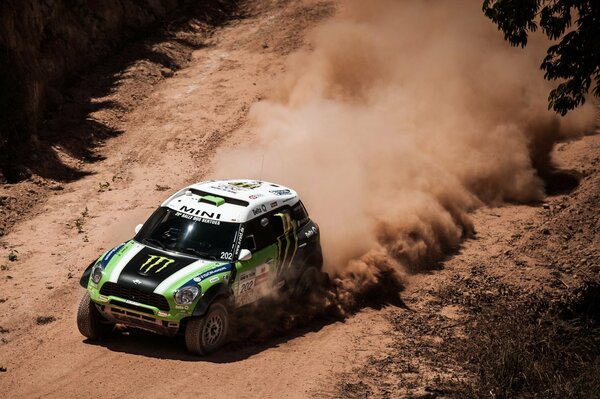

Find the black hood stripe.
xmin=116 ymin=246 xmax=197 ymax=292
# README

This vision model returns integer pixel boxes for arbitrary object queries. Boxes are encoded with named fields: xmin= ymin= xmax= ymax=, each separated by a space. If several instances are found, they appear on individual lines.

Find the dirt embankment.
xmin=0 ymin=0 xmax=238 ymax=182
xmin=0 ymin=0 xmax=243 ymax=237
xmin=338 ymin=134 xmax=600 ymax=398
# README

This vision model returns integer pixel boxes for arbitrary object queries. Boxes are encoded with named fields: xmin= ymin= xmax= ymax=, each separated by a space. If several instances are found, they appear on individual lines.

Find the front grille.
xmin=110 ymin=300 xmax=155 ymax=315
xmin=111 ymin=307 xmax=156 ymax=322
xmin=100 ymin=282 xmax=170 ymax=311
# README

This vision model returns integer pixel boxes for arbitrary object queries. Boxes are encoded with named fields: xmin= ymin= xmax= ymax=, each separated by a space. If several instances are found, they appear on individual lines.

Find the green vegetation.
xmin=74 ymin=207 xmax=89 ymax=234
xmin=35 ymin=315 xmax=56 ymax=325
xmin=483 ymin=0 xmax=600 ymax=115
xmin=98 ymin=182 xmax=111 ymax=192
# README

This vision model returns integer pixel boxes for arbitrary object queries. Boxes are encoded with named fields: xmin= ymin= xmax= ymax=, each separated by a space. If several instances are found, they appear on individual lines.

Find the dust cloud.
xmin=213 ymin=0 xmax=596 ymax=314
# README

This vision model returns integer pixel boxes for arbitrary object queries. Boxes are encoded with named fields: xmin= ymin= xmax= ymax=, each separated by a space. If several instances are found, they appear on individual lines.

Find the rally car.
xmin=77 ymin=179 xmax=323 ymax=355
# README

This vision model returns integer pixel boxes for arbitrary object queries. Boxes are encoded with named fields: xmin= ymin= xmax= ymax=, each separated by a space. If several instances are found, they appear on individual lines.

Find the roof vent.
xmin=188 ymin=188 xmax=250 ymax=207
xmin=200 ymin=195 xmax=226 ymax=207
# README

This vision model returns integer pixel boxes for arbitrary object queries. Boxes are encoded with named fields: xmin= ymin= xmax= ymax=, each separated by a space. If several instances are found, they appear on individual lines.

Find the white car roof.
xmin=161 ymin=179 xmax=299 ymax=223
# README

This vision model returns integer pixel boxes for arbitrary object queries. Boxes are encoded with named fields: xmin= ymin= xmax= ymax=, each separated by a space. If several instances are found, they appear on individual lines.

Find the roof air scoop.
xmin=200 ymin=195 xmax=225 ymax=207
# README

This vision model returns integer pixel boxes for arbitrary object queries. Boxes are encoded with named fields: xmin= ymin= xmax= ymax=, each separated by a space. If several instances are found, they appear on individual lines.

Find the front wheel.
xmin=76 ymin=292 xmax=113 ymax=340
xmin=185 ymin=300 xmax=229 ymax=355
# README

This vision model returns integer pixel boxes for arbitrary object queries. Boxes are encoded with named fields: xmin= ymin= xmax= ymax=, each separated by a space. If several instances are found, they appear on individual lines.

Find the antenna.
xmin=259 ymin=154 xmax=265 ymax=180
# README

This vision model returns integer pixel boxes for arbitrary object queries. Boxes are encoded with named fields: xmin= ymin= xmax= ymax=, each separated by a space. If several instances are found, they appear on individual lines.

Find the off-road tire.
xmin=185 ymin=300 xmax=229 ymax=355
xmin=292 ymin=266 xmax=324 ymax=299
xmin=77 ymin=292 xmax=113 ymax=340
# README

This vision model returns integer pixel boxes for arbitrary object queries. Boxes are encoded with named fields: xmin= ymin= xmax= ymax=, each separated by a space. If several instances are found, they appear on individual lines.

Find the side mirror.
xmin=238 ymin=249 xmax=252 ymax=261
xmin=134 ymin=224 xmax=143 ymax=234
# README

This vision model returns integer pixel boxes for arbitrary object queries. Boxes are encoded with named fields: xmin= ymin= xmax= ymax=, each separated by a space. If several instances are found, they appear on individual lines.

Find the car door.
xmin=232 ymin=216 xmax=278 ymax=307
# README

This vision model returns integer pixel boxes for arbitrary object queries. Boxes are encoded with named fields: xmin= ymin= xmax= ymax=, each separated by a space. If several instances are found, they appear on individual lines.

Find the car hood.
xmin=102 ymin=241 xmax=229 ymax=294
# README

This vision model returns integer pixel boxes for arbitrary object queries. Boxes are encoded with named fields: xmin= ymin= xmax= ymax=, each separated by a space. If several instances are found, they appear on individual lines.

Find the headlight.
xmin=91 ymin=264 xmax=103 ymax=284
xmin=174 ymin=286 xmax=200 ymax=305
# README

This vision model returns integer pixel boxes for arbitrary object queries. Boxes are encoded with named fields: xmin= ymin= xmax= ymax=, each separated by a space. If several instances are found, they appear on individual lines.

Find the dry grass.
xmin=35 ymin=315 xmax=56 ymax=325
xmin=458 ymin=282 xmax=600 ymax=398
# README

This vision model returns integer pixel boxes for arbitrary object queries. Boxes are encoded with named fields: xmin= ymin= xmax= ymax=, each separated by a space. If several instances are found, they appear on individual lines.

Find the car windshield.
xmin=134 ymin=207 xmax=242 ymax=261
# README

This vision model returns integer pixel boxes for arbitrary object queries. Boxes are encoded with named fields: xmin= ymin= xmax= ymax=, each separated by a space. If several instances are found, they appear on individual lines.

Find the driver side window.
xmin=243 ymin=234 xmax=257 ymax=252
xmin=243 ymin=209 xmax=294 ymax=252
xmin=243 ymin=216 xmax=276 ymax=251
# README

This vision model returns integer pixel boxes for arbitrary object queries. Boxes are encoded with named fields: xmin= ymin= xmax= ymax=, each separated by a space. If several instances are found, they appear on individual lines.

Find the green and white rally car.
xmin=77 ymin=179 xmax=323 ymax=355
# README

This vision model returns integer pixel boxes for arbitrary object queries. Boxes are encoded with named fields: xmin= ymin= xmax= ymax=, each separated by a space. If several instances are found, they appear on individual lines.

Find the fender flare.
xmin=191 ymin=282 xmax=233 ymax=317
xmin=79 ymin=260 xmax=97 ymax=288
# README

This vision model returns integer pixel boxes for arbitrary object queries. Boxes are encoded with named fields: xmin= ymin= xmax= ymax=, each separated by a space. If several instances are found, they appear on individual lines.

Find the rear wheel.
xmin=185 ymin=300 xmax=229 ymax=355
xmin=292 ymin=266 xmax=325 ymax=299
xmin=76 ymin=292 xmax=113 ymax=340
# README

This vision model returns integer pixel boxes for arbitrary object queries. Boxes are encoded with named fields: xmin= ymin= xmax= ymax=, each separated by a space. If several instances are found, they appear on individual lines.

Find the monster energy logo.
xmin=275 ymin=213 xmax=298 ymax=274
xmin=230 ymin=181 xmax=262 ymax=189
xmin=139 ymin=255 xmax=175 ymax=274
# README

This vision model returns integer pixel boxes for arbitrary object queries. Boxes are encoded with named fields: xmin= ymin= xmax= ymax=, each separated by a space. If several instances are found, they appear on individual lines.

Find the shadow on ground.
xmin=84 ymin=316 xmax=334 ymax=363
xmin=541 ymin=168 xmax=582 ymax=195
xmin=10 ymin=0 xmax=244 ymax=183
xmin=83 ymin=283 xmax=407 ymax=362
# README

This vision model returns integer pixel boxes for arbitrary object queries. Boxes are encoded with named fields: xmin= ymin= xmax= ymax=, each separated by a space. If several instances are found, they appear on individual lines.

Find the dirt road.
xmin=0 ymin=0 xmax=597 ymax=398
xmin=0 ymin=1 xmax=384 ymax=397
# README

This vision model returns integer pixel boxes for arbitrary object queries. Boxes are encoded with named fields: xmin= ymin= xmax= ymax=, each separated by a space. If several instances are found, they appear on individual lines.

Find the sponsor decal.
xmin=237 ymin=263 xmax=270 ymax=306
xmin=139 ymin=255 xmax=175 ymax=274
xmin=177 ymin=206 xmax=221 ymax=221
xmin=251 ymin=204 xmax=268 ymax=216
xmin=269 ymin=189 xmax=291 ymax=196
xmin=248 ymin=194 xmax=264 ymax=199
xmin=175 ymin=211 xmax=221 ymax=225
xmin=132 ymin=279 xmax=142 ymax=285
xmin=157 ymin=311 xmax=169 ymax=317
xmin=305 ymin=226 xmax=318 ymax=239
xmin=230 ymin=181 xmax=262 ymax=189
xmin=117 ymin=247 xmax=197 ymax=293
xmin=100 ymin=243 xmax=126 ymax=267
xmin=209 ymin=276 xmax=220 ymax=283
xmin=98 ymin=295 xmax=109 ymax=302
xmin=270 ymin=201 xmax=278 ymax=208
xmin=193 ymin=264 xmax=233 ymax=283
xmin=211 ymin=183 xmax=244 ymax=194
xmin=240 ymin=269 xmax=255 ymax=281
xmin=235 ymin=225 xmax=245 ymax=252
xmin=274 ymin=213 xmax=299 ymax=276
xmin=254 ymin=264 xmax=269 ymax=285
